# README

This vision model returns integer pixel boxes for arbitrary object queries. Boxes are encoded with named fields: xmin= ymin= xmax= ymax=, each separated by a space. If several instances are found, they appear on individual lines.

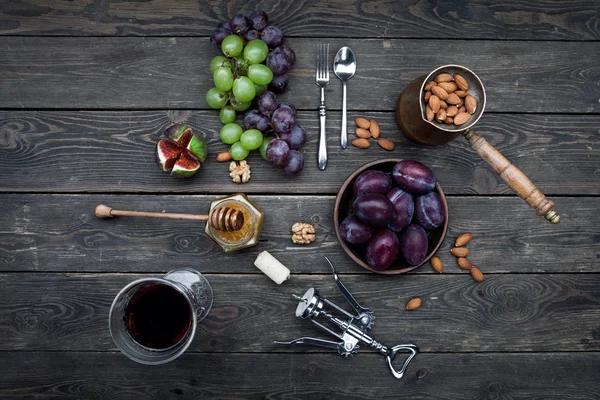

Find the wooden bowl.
xmin=334 ymin=159 xmax=448 ymax=274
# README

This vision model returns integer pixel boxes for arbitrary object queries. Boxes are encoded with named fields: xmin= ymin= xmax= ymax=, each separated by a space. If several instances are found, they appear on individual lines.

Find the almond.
xmin=457 ymin=257 xmax=472 ymax=270
xmin=431 ymin=256 xmax=443 ymax=273
xmin=445 ymin=117 xmax=454 ymax=125
xmin=216 ymin=151 xmax=232 ymax=162
xmin=406 ymin=297 xmax=422 ymax=310
xmin=431 ymin=85 xmax=448 ymax=101
xmin=454 ymin=90 xmax=468 ymax=98
xmin=356 ymin=128 xmax=372 ymax=138
xmin=470 ymin=266 xmax=484 ymax=282
xmin=455 ymin=232 xmax=473 ymax=247
xmin=424 ymin=91 xmax=431 ymax=102
xmin=434 ymin=73 xmax=453 ymax=83
xmin=459 ymin=106 xmax=466 ymax=113
xmin=451 ymin=247 xmax=469 ymax=257
xmin=424 ymin=81 xmax=437 ymax=91
xmin=377 ymin=138 xmax=395 ymax=151
xmin=352 ymin=138 xmax=370 ymax=149
xmin=436 ymin=109 xmax=447 ymax=122
xmin=426 ymin=105 xmax=434 ymax=122
xmin=355 ymin=117 xmax=371 ymax=129
xmin=453 ymin=112 xmax=471 ymax=126
xmin=439 ymin=100 xmax=448 ymax=110
xmin=465 ymin=95 xmax=477 ymax=114
xmin=446 ymin=105 xmax=458 ymax=117
xmin=454 ymin=74 xmax=469 ymax=90
xmin=446 ymin=93 xmax=461 ymax=105
xmin=370 ymin=120 xmax=380 ymax=138
xmin=438 ymin=81 xmax=457 ymax=93
xmin=429 ymin=95 xmax=440 ymax=113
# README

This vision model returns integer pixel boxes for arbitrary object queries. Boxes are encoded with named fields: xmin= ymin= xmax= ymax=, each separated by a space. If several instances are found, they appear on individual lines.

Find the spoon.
xmin=333 ymin=47 xmax=357 ymax=149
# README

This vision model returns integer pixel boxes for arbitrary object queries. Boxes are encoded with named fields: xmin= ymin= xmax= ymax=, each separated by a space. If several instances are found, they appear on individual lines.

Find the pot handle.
xmin=463 ymin=130 xmax=559 ymax=224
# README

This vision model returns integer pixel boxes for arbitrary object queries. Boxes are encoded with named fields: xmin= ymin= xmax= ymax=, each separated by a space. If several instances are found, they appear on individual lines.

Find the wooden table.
xmin=1 ymin=1 xmax=599 ymax=398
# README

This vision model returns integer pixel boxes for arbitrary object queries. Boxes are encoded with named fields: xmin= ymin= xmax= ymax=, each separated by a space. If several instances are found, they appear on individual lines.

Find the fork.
xmin=316 ymin=43 xmax=329 ymax=171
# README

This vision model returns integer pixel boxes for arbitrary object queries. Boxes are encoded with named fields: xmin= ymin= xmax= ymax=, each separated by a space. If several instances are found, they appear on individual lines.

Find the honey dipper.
xmin=94 ymin=204 xmax=244 ymax=232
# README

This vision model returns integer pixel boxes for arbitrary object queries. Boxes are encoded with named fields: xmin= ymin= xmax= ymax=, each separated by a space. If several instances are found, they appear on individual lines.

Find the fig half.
xmin=155 ymin=124 xmax=207 ymax=178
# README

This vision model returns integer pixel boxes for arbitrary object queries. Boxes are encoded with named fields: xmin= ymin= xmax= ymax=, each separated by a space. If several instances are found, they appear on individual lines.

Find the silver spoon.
xmin=333 ymin=47 xmax=356 ymax=149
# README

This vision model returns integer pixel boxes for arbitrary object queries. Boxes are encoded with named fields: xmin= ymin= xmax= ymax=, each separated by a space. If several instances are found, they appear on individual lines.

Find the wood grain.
xmin=0 ymin=195 xmax=597 ymax=274
xmin=1 ymin=38 xmax=599 ymax=112
xmin=1 ymin=0 xmax=599 ymax=40
xmin=0 ymin=273 xmax=598 ymax=353
xmin=0 ymin=111 xmax=598 ymax=195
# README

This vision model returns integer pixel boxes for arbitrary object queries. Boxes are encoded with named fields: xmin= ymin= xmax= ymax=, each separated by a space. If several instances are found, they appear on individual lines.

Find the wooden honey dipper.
xmin=94 ymin=204 xmax=244 ymax=232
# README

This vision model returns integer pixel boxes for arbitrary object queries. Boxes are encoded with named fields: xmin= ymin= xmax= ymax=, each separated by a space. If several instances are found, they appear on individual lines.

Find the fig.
xmin=339 ymin=214 xmax=374 ymax=245
xmin=353 ymin=193 xmax=396 ymax=228
xmin=155 ymin=124 xmax=207 ymax=178
xmin=366 ymin=229 xmax=400 ymax=270
xmin=386 ymin=188 xmax=414 ymax=232
xmin=352 ymin=170 xmax=393 ymax=196
xmin=398 ymin=224 xmax=428 ymax=266
xmin=415 ymin=192 xmax=445 ymax=230
xmin=392 ymin=160 xmax=437 ymax=195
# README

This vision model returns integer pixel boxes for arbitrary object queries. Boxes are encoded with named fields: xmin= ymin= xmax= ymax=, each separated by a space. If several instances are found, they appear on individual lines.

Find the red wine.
xmin=124 ymin=283 xmax=193 ymax=349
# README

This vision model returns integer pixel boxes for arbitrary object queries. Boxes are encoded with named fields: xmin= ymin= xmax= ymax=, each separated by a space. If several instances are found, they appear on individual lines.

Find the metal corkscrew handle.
xmin=384 ymin=344 xmax=419 ymax=380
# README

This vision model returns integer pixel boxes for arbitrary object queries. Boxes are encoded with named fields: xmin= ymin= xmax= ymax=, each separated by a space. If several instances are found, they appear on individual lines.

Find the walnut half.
xmin=291 ymin=222 xmax=316 ymax=245
xmin=229 ymin=160 xmax=251 ymax=184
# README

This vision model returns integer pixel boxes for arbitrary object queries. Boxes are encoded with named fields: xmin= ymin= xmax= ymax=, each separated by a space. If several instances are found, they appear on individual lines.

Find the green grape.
xmin=259 ymin=137 xmax=272 ymax=161
xmin=230 ymin=141 xmax=249 ymax=161
xmin=219 ymin=106 xmax=236 ymax=124
xmin=243 ymin=39 xmax=269 ymax=64
xmin=221 ymin=35 xmax=244 ymax=57
xmin=220 ymin=123 xmax=243 ymax=144
xmin=240 ymin=129 xmax=264 ymax=150
xmin=213 ymin=66 xmax=234 ymax=92
xmin=206 ymin=87 xmax=229 ymax=109
xmin=247 ymin=64 xmax=273 ymax=86
xmin=232 ymin=76 xmax=256 ymax=103
xmin=230 ymin=98 xmax=252 ymax=111
xmin=255 ymin=84 xmax=268 ymax=96
xmin=210 ymin=56 xmax=227 ymax=73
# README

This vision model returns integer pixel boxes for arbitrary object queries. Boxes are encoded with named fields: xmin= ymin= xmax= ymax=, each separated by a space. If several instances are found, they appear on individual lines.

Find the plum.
xmin=339 ymin=215 xmax=374 ymax=245
xmin=392 ymin=160 xmax=437 ymax=195
xmin=398 ymin=224 xmax=429 ymax=266
xmin=353 ymin=193 xmax=396 ymax=227
xmin=353 ymin=170 xmax=393 ymax=196
xmin=365 ymin=229 xmax=400 ymax=270
xmin=415 ymin=192 xmax=445 ymax=230
xmin=386 ymin=188 xmax=414 ymax=232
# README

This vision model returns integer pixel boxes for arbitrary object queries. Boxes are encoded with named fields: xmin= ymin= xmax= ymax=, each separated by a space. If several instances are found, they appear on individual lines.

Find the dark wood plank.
xmin=1 ymin=273 xmax=598 ymax=353
xmin=1 ymin=195 xmax=597 ymax=274
xmin=1 ymin=0 xmax=599 ymax=40
xmin=1 ymin=38 xmax=599 ymax=112
xmin=0 ymin=351 xmax=598 ymax=399
xmin=1 ymin=111 xmax=598 ymax=195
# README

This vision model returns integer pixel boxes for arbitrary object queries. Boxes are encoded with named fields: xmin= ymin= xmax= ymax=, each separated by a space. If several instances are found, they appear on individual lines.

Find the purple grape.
xmin=269 ymin=74 xmax=288 ymax=94
xmin=261 ymin=25 xmax=284 ymax=48
xmin=277 ymin=101 xmax=296 ymax=116
xmin=250 ymin=10 xmax=269 ymax=31
xmin=339 ymin=215 xmax=374 ymax=245
xmin=398 ymin=224 xmax=428 ymax=266
xmin=218 ymin=20 xmax=233 ymax=33
xmin=353 ymin=170 xmax=392 ymax=196
xmin=392 ymin=160 xmax=437 ymax=195
xmin=366 ymin=229 xmax=400 ymax=271
xmin=276 ymin=45 xmax=296 ymax=65
xmin=271 ymin=107 xmax=296 ymax=133
xmin=386 ymin=188 xmax=414 ymax=232
xmin=283 ymin=150 xmax=304 ymax=175
xmin=244 ymin=29 xmax=260 ymax=42
xmin=230 ymin=14 xmax=250 ymax=34
xmin=353 ymin=193 xmax=396 ymax=228
xmin=266 ymin=138 xmax=290 ymax=167
xmin=210 ymin=28 xmax=230 ymax=47
xmin=281 ymin=124 xmax=307 ymax=150
xmin=267 ymin=48 xmax=292 ymax=75
xmin=414 ymin=192 xmax=445 ymax=230
xmin=243 ymin=110 xmax=270 ymax=132
xmin=258 ymin=91 xmax=278 ymax=116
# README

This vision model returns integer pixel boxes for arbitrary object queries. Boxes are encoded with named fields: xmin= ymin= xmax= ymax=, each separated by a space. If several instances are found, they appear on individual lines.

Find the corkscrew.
xmin=275 ymin=258 xmax=419 ymax=379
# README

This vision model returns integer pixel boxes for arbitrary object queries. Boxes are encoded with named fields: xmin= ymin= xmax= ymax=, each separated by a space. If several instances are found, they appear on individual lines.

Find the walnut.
xmin=229 ymin=160 xmax=251 ymax=184
xmin=291 ymin=222 xmax=316 ymax=245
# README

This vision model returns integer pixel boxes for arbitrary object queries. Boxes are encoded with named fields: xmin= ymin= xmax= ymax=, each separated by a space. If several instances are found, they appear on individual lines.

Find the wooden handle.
xmin=94 ymin=204 xmax=208 ymax=221
xmin=463 ymin=131 xmax=560 ymax=224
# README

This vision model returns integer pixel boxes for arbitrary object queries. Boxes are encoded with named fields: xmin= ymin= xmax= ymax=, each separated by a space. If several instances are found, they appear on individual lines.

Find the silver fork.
xmin=316 ymin=43 xmax=329 ymax=171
